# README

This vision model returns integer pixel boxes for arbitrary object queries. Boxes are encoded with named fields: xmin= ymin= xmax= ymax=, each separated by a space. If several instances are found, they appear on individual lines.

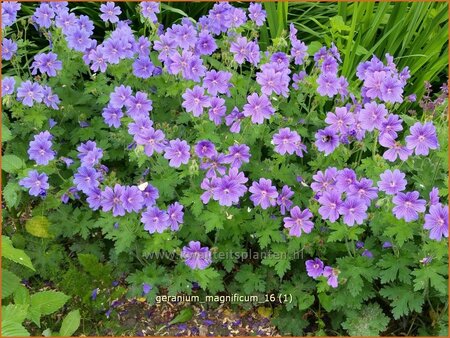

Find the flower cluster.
xmin=306 ymin=258 xmax=339 ymax=288
xmin=4 ymin=0 xmax=447 ymax=285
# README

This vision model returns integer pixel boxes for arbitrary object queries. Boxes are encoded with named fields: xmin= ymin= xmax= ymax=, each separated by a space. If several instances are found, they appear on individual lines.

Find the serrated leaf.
xmin=1 ymin=321 xmax=30 ymax=336
xmin=2 ymin=236 xmax=35 ymax=271
xmin=2 ymin=124 xmax=13 ymax=142
xmin=380 ymin=285 xmax=424 ymax=319
xmin=2 ymin=269 xmax=21 ymax=299
xmin=2 ymin=181 xmax=21 ymax=209
xmin=377 ymin=253 xmax=412 ymax=284
xmin=342 ymin=303 xmax=390 ymax=336
xmin=60 ymin=310 xmax=81 ymax=336
xmin=235 ymin=265 xmax=266 ymax=294
xmin=2 ymin=154 xmax=25 ymax=173
xmin=2 ymin=304 xmax=29 ymax=324
xmin=30 ymin=291 xmax=70 ymax=316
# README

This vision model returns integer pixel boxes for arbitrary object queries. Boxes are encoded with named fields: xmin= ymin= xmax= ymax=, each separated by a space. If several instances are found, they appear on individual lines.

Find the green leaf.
xmin=2 ymin=124 xmax=13 ymax=142
xmin=382 ymin=215 xmax=414 ymax=247
xmin=380 ymin=285 xmax=424 ymax=319
xmin=2 ymin=269 xmax=21 ymax=299
xmin=192 ymin=268 xmax=224 ymax=293
xmin=2 ymin=181 xmax=21 ymax=209
xmin=1 ymin=321 xmax=30 ymax=336
xmin=25 ymin=216 xmax=52 ymax=238
xmin=234 ymin=265 xmax=266 ymax=294
xmin=199 ymin=206 xmax=224 ymax=233
xmin=2 ymin=304 xmax=29 ymax=324
xmin=330 ymin=15 xmax=351 ymax=31
xmin=342 ymin=303 xmax=390 ymax=336
xmin=412 ymin=264 xmax=448 ymax=295
xmin=60 ymin=310 xmax=81 ymax=336
xmin=2 ymin=236 xmax=35 ymax=271
xmin=2 ymin=154 xmax=25 ymax=173
xmin=30 ymin=291 xmax=70 ymax=316
xmin=13 ymin=286 xmax=30 ymax=305
xmin=377 ymin=253 xmax=412 ymax=284
xmin=169 ymin=307 xmax=194 ymax=325
xmin=261 ymin=254 xmax=291 ymax=279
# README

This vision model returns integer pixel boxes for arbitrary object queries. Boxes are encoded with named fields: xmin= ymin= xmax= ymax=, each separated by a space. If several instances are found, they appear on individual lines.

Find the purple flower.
xmin=17 ymin=81 xmax=44 ymax=107
xmin=2 ymin=38 xmax=17 ymax=60
xmin=126 ymin=91 xmax=153 ymax=119
xmin=181 ymin=241 xmax=212 ymax=270
xmin=311 ymin=167 xmax=338 ymax=193
xmin=212 ymin=168 xmax=248 ymax=206
xmin=305 ymin=258 xmax=324 ymax=279
xmin=273 ymin=128 xmax=301 ymax=155
xmin=2 ymin=2 xmax=21 ymax=28
xmin=133 ymin=57 xmax=155 ymax=79
xmin=381 ymin=76 xmax=403 ymax=103
xmin=195 ymin=140 xmax=217 ymax=159
xmin=230 ymin=36 xmax=250 ymax=64
xmin=2 ymin=77 xmax=15 ymax=96
xmin=225 ymin=107 xmax=245 ymax=133
xmin=110 ymin=85 xmax=132 ymax=109
xmin=195 ymin=31 xmax=217 ymax=55
xmin=359 ymin=101 xmax=388 ymax=131
xmin=73 ymin=166 xmax=100 ymax=194
xmin=77 ymin=141 xmax=103 ymax=167
xmin=323 ymin=266 xmax=338 ymax=288
xmin=248 ymin=3 xmax=266 ymax=26
xmin=325 ymin=107 xmax=354 ymax=134
xmin=102 ymin=105 xmax=123 ymax=128
xmin=33 ymin=3 xmax=55 ymax=28
xmin=141 ymin=206 xmax=169 ymax=233
xmin=223 ymin=144 xmax=250 ymax=169
xmin=362 ymin=249 xmax=374 ymax=258
xmin=167 ymin=202 xmax=184 ymax=231
xmin=142 ymin=283 xmax=152 ymax=295
xmin=182 ymin=86 xmax=210 ymax=117
xmin=140 ymin=2 xmax=160 ymax=22
xmin=164 ymin=139 xmax=190 ymax=168
xmin=102 ymin=184 xmax=126 ymax=217
xmin=31 ymin=52 xmax=62 ymax=77
xmin=317 ymin=73 xmax=338 ymax=97
xmin=291 ymin=40 xmax=308 ymax=65
xmin=42 ymin=86 xmax=60 ymax=110
xmin=200 ymin=153 xmax=227 ymax=178
xmin=335 ymin=168 xmax=356 ymax=193
xmin=208 ymin=97 xmax=226 ymax=125
xmin=338 ymin=198 xmax=368 ymax=226
xmin=242 ymin=93 xmax=274 ymax=124
xmin=382 ymin=241 xmax=392 ymax=249
xmin=283 ymin=206 xmax=314 ymax=237
xmin=86 ymin=187 xmax=102 ymax=210
xmin=318 ymin=191 xmax=342 ymax=223
xmin=135 ymin=127 xmax=166 ymax=157
xmin=141 ymin=184 xmax=159 ymax=207
xmin=19 ymin=170 xmax=49 ymax=196
xmin=67 ymin=29 xmax=93 ymax=52
xmin=377 ymin=169 xmax=407 ymax=195
xmin=424 ymin=204 xmax=448 ymax=241
xmin=122 ymin=186 xmax=144 ymax=213
xmin=27 ymin=131 xmax=55 ymax=165
xmin=100 ymin=2 xmax=121 ymax=23
xmin=249 ymin=178 xmax=278 ymax=209
xmin=379 ymin=134 xmax=412 ymax=162
xmin=314 ymin=127 xmax=339 ymax=155
xmin=429 ymin=187 xmax=440 ymax=206
xmin=277 ymin=185 xmax=294 ymax=215
xmin=347 ymin=178 xmax=378 ymax=206
xmin=200 ymin=178 xmax=217 ymax=204
xmin=405 ymin=122 xmax=439 ymax=156
xmin=392 ymin=191 xmax=426 ymax=222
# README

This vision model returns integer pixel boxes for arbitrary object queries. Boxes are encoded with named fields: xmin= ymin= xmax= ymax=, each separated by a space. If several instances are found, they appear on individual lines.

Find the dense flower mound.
xmin=2 ymin=1 xmax=448 ymax=335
